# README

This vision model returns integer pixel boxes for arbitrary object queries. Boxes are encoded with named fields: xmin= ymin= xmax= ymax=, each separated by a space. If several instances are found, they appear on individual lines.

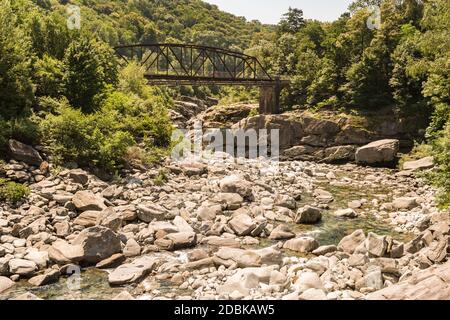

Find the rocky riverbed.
xmin=1 ymin=147 xmax=448 ymax=300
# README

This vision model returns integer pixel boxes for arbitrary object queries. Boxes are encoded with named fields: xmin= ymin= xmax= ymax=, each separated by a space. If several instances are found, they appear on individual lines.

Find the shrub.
xmin=153 ymin=168 xmax=169 ymax=186
xmin=0 ymin=178 xmax=30 ymax=203
xmin=62 ymin=37 xmax=118 ymax=113
xmin=0 ymin=117 xmax=40 ymax=153
xmin=39 ymin=101 xmax=135 ymax=171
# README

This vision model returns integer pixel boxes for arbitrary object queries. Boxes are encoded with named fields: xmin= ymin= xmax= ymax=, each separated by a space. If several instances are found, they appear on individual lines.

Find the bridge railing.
xmin=115 ymin=44 xmax=274 ymax=85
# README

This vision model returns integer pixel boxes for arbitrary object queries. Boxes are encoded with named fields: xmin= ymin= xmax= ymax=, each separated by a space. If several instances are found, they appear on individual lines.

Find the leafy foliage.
xmin=0 ymin=178 xmax=30 ymax=203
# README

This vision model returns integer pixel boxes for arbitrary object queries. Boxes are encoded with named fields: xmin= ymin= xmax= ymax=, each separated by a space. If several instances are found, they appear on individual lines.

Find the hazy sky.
xmin=204 ymin=0 xmax=354 ymax=24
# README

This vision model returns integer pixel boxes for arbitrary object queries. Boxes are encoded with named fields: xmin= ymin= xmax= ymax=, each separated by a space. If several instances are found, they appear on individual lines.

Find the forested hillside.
xmin=0 ymin=0 xmax=448 ymax=206
xmin=247 ymin=0 xmax=449 ymax=205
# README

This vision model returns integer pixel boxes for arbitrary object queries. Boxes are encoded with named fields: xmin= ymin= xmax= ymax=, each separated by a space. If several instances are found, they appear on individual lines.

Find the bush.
xmin=39 ymin=100 xmax=135 ymax=171
xmin=153 ymin=168 xmax=169 ymax=186
xmin=0 ymin=178 xmax=30 ymax=203
xmin=0 ymin=117 xmax=40 ymax=153
xmin=38 ymin=86 xmax=173 ymax=172
xmin=62 ymin=37 xmax=118 ymax=113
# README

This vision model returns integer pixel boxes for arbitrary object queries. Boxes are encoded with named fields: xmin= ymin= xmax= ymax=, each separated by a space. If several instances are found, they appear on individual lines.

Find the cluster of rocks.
xmin=0 ymin=138 xmax=448 ymax=300
xmin=231 ymin=112 xmax=424 ymax=165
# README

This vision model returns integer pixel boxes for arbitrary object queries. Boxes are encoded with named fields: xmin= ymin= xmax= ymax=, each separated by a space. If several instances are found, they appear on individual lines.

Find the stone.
xmin=72 ymin=191 xmax=106 ymax=212
xmin=425 ymin=235 xmax=448 ymax=263
xmin=217 ymin=267 xmax=273 ymax=296
xmin=393 ymin=197 xmax=418 ymax=210
xmin=11 ymin=292 xmax=42 ymax=300
xmin=294 ymin=271 xmax=324 ymax=292
xmin=403 ymin=156 xmax=434 ymax=171
xmin=348 ymin=200 xmax=362 ymax=209
xmin=54 ymin=221 xmax=70 ymax=237
xmin=0 ymin=276 xmax=14 ymax=294
xmin=98 ymin=207 xmax=122 ymax=231
xmin=72 ymin=226 xmax=122 ymax=264
xmin=366 ymin=232 xmax=388 ymax=257
xmin=299 ymin=288 xmax=327 ymax=300
xmin=137 ymin=203 xmax=167 ymax=222
xmin=8 ymin=139 xmax=43 ymax=166
xmin=48 ymin=240 xmax=84 ymax=264
xmin=113 ymin=291 xmax=135 ymax=300
xmin=219 ymin=175 xmax=252 ymax=198
xmin=95 ymin=253 xmax=126 ymax=269
xmin=274 ymin=194 xmax=296 ymax=210
xmin=367 ymin=260 xmax=450 ymax=300
xmin=295 ymin=206 xmax=322 ymax=224
xmin=333 ymin=208 xmax=357 ymax=218
xmin=123 ymin=239 xmax=141 ymax=257
xmin=348 ymin=253 xmax=369 ymax=267
xmin=283 ymin=237 xmax=319 ymax=253
xmin=28 ymin=269 xmax=60 ymax=286
xmin=154 ymin=232 xmax=197 ymax=251
xmin=74 ymin=211 xmax=102 ymax=227
xmin=108 ymin=256 xmax=158 ymax=285
xmin=217 ymin=193 xmax=244 ymax=210
xmin=371 ymin=258 xmax=399 ymax=275
xmin=355 ymin=267 xmax=383 ymax=291
xmin=69 ymin=169 xmax=89 ymax=185
xmin=197 ymin=204 xmax=221 ymax=221
xmin=269 ymin=224 xmax=295 ymax=240
xmin=312 ymin=245 xmax=337 ymax=256
xmin=228 ymin=214 xmax=256 ymax=236
xmin=355 ymin=139 xmax=399 ymax=165
xmin=188 ymin=249 xmax=209 ymax=262
xmin=24 ymin=250 xmax=49 ymax=269
xmin=180 ymin=162 xmax=207 ymax=176
xmin=9 ymin=258 xmax=37 ymax=276
xmin=173 ymin=216 xmax=194 ymax=233
xmin=338 ymin=229 xmax=366 ymax=254
xmin=214 ymin=248 xmax=261 ymax=268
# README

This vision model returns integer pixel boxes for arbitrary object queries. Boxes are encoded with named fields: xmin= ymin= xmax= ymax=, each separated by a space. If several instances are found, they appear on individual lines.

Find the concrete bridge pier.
xmin=259 ymin=78 xmax=281 ymax=114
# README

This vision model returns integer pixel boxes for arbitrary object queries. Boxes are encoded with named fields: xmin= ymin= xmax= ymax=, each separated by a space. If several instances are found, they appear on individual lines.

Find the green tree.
xmin=278 ymin=7 xmax=305 ymax=34
xmin=0 ymin=0 xmax=34 ymax=120
xmin=62 ymin=37 xmax=118 ymax=113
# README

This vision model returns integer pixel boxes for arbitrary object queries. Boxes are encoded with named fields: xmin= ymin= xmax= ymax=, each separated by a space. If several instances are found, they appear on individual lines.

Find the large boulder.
xmin=8 ymin=139 xmax=43 ymax=166
xmin=269 ymin=224 xmax=295 ymax=240
xmin=217 ymin=267 xmax=274 ymax=296
xmin=0 ymin=276 xmax=15 ymax=294
xmin=355 ymin=139 xmax=399 ymax=165
xmin=72 ymin=191 xmax=107 ymax=212
xmin=402 ymin=156 xmax=434 ymax=171
xmin=393 ymin=197 xmax=418 ymax=210
xmin=9 ymin=259 xmax=37 ymax=276
xmin=48 ymin=240 xmax=84 ymax=264
xmin=137 ymin=203 xmax=168 ymax=222
xmin=154 ymin=232 xmax=197 ymax=251
xmin=72 ymin=226 xmax=122 ymax=264
xmin=337 ymin=229 xmax=366 ymax=254
xmin=283 ymin=237 xmax=319 ymax=253
xmin=367 ymin=260 xmax=450 ymax=300
xmin=108 ymin=256 xmax=158 ymax=285
xmin=366 ymin=232 xmax=388 ymax=257
xmin=228 ymin=214 xmax=256 ymax=236
xmin=295 ymin=206 xmax=322 ymax=224
xmin=219 ymin=175 xmax=253 ymax=198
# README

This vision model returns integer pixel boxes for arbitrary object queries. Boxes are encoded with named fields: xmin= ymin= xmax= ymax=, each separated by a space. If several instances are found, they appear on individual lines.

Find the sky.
xmin=204 ymin=0 xmax=354 ymax=24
